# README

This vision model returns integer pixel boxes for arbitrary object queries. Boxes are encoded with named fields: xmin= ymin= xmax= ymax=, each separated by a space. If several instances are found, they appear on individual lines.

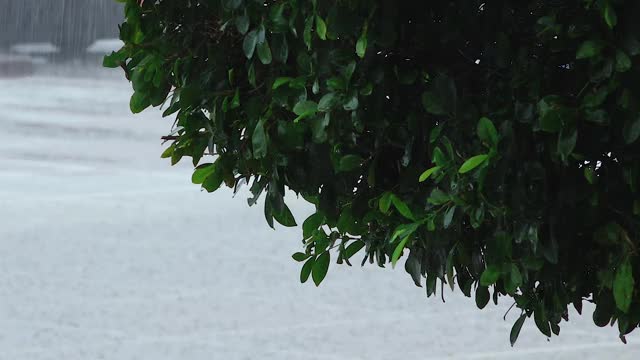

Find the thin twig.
xmin=503 ymin=301 xmax=517 ymax=320
xmin=576 ymin=81 xmax=591 ymax=99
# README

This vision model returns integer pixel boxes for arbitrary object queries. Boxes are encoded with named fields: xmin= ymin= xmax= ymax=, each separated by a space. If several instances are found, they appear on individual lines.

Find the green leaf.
xmin=252 ymin=118 xmax=268 ymax=159
xmin=256 ymin=25 xmax=266 ymax=44
xmin=326 ymin=77 xmax=346 ymax=91
xmin=510 ymin=314 xmax=527 ymax=347
xmin=338 ymin=154 xmax=364 ymax=172
xmin=312 ymin=252 xmax=330 ymax=286
xmin=160 ymin=145 xmax=174 ymax=159
xmin=256 ymin=40 xmax=272 ymax=65
xmin=318 ymin=92 xmax=338 ymax=112
xmin=619 ymin=316 xmax=630 ymax=335
xmin=623 ymin=117 xmax=640 ymax=144
xmin=429 ymin=125 xmax=443 ymax=144
xmin=293 ymin=113 xmax=316 ymax=124
xmin=300 ymin=257 xmax=315 ymax=283
xmin=585 ymin=109 xmax=609 ymax=125
xmin=494 ymin=231 xmax=513 ymax=261
xmin=471 ymin=206 xmax=486 ymax=229
xmin=315 ymin=16 xmax=327 ymax=40
xmin=243 ymin=30 xmax=258 ymax=59
xmin=391 ymin=235 xmax=410 ymax=268
xmin=534 ymin=307 xmax=551 ymax=337
xmin=604 ymin=3 xmax=617 ymax=29
xmin=459 ymin=154 xmax=488 ymax=174
xmin=273 ymin=203 xmax=297 ymax=227
xmin=271 ymin=33 xmax=289 ymax=63
xmin=537 ymin=97 xmax=563 ymax=132
xmin=247 ymin=62 xmax=256 ymax=87
xmin=293 ymin=100 xmax=318 ymax=116
xmin=303 ymin=213 xmax=325 ymax=239
xmin=421 ymin=91 xmax=446 ymax=115
xmin=428 ymin=188 xmax=450 ymax=205
xmin=227 ymin=68 xmax=235 ymax=86
xmin=510 ymin=264 xmax=523 ymax=288
xmin=443 ymin=205 xmax=456 ymax=229
xmin=405 ymin=250 xmax=423 ymax=287
xmin=576 ymin=40 xmax=603 ymax=60
xmin=616 ymin=51 xmax=632 ymax=73
xmin=170 ymin=148 xmax=183 ymax=166
xmin=103 ymin=51 xmax=126 ymax=68
xmin=426 ymin=274 xmax=437 ymax=297
xmin=202 ymin=166 xmax=224 ymax=192
xmin=311 ymin=113 xmax=330 ymax=143
xmin=446 ymin=245 xmax=457 ymax=290
xmin=356 ymin=33 xmax=367 ymax=58
xmin=191 ymin=163 xmax=216 ymax=184
xmin=129 ymin=92 xmax=150 ymax=114
xmin=235 ymin=14 xmax=250 ymax=35
xmin=432 ymin=147 xmax=447 ymax=166
xmin=312 ymin=78 xmax=320 ymax=94
xmin=379 ymin=192 xmax=393 ymax=213
xmin=419 ymin=166 xmax=441 ymax=182
xmin=583 ymin=88 xmax=608 ymax=109
xmin=475 ymin=286 xmax=490 ymax=309
xmin=272 ymin=77 xmax=293 ymax=89
xmin=338 ymin=209 xmax=355 ymax=234
xmin=557 ymin=128 xmax=578 ymax=162
xmin=343 ymin=241 xmax=365 ymax=260
xmin=268 ymin=2 xmax=286 ymax=30
xmin=480 ymin=265 xmax=501 ymax=286
xmin=223 ymin=0 xmax=242 ymax=10
xmin=391 ymin=195 xmax=415 ymax=221
xmin=477 ymin=117 xmax=499 ymax=146
xmin=343 ymin=61 xmax=356 ymax=83
xmin=613 ymin=258 xmax=634 ymax=313
xmin=230 ymin=88 xmax=240 ymax=109
xmin=292 ymin=252 xmax=310 ymax=262
xmin=584 ymin=166 xmax=596 ymax=184
xmin=303 ymin=16 xmax=313 ymax=50
xmin=343 ymin=93 xmax=359 ymax=111
xmin=390 ymin=223 xmax=419 ymax=243
xmin=360 ymin=83 xmax=373 ymax=96
xmin=314 ymin=232 xmax=330 ymax=254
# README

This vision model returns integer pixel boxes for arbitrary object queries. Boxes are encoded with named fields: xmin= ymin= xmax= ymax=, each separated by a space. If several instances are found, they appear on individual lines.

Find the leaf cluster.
xmin=106 ymin=0 xmax=640 ymax=343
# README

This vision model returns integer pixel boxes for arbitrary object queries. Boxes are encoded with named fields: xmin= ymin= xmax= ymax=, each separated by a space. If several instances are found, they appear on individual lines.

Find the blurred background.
xmin=0 ymin=1 xmax=639 ymax=359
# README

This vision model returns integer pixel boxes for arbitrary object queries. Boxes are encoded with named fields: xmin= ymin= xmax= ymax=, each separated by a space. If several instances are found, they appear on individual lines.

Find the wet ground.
xmin=0 ymin=65 xmax=638 ymax=359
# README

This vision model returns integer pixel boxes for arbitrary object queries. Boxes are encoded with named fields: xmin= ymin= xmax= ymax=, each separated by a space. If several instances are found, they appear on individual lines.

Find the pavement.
xmin=0 ymin=66 xmax=638 ymax=359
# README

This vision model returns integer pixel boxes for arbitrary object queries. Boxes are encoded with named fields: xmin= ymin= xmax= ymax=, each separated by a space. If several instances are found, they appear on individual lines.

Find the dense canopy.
xmin=106 ymin=0 xmax=640 ymax=344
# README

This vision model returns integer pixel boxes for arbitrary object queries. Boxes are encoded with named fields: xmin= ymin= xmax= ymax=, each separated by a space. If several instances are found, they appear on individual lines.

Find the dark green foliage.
xmin=106 ymin=0 xmax=640 ymax=344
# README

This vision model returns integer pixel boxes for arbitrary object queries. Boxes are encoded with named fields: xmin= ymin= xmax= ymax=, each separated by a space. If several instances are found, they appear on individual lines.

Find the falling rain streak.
xmin=0 ymin=0 xmax=123 ymax=59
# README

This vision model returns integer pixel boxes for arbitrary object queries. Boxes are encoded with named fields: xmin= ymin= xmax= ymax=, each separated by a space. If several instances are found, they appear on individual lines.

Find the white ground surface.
xmin=9 ymin=43 xmax=59 ymax=55
xmin=1 ymin=66 xmax=639 ymax=360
